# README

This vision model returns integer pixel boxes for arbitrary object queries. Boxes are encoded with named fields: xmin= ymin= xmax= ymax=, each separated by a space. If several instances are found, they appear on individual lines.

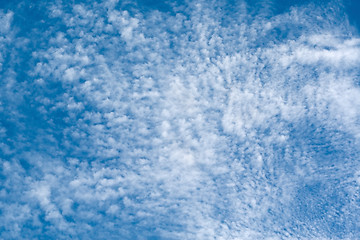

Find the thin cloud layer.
xmin=1 ymin=0 xmax=360 ymax=239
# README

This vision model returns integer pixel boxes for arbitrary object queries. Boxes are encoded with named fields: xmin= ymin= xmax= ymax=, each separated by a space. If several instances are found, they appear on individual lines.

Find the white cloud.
xmin=0 ymin=11 xmax=13 ymax=34
xmin=1 ymin=0 xmax=360 ymax=239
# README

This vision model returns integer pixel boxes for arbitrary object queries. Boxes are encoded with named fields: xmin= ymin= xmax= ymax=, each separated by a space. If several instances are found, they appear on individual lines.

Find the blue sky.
xmin=1 ymin=0 xmax=360 ymax=239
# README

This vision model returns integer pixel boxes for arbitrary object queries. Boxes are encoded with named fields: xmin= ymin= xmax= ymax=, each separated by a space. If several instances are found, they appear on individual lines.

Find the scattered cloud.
xmin=1 ymin=0 xmax=360 ymax=239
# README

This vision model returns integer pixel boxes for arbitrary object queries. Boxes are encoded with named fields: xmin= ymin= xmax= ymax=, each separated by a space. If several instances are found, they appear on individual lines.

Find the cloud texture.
xmin=1 ymin=0 xmax=360 ymax=239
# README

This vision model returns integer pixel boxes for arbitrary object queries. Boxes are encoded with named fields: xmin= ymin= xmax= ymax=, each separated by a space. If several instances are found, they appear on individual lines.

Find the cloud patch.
xmin=1 ymin=0 xmax=360 ymax=239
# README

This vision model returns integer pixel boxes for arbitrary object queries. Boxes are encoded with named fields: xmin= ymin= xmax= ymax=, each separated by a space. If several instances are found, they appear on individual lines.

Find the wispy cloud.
xmin=1 ymin=0 xmax=360 ymax=239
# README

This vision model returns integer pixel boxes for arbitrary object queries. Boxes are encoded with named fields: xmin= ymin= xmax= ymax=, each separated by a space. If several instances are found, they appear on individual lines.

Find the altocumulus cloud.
xmin=1 ymin=0 xmax=360 ymax=239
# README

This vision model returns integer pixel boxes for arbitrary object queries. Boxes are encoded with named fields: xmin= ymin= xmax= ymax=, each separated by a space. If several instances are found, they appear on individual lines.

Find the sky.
xmin=0 ymin=0 xmax=360 ymax=239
